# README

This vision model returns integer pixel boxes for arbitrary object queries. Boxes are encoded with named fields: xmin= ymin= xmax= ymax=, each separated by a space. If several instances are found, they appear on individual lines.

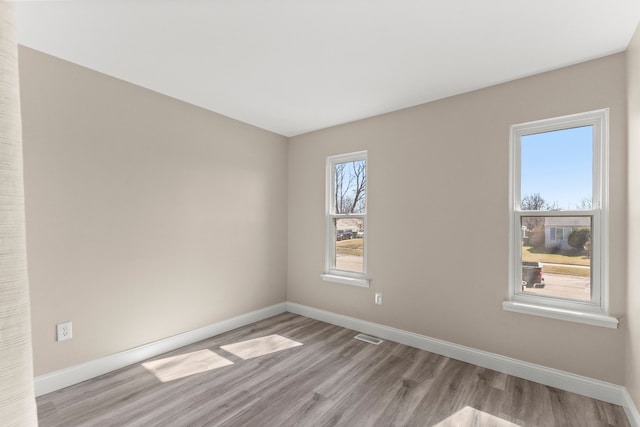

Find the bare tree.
xmin=520 ymin=193 xmax=550 ymax=248
xmin=335 ymin=160 xmax=366 ymax=214
xmin=521 ymin=193 xmax=547 ymax=210
xmin=335 ymin=163 xmax=349 ymax=214
xmin=577 ymin=197 xmax=592 ymax=210
xmin=350 ymin=161 xmax=366 ymax=213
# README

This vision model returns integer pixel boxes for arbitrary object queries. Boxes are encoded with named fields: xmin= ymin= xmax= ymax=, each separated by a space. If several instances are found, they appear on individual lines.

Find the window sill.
xmin=321 ymin=274 xmax=370 ymax=288
xmin=502 ymin=301 xmax=619 ymax=329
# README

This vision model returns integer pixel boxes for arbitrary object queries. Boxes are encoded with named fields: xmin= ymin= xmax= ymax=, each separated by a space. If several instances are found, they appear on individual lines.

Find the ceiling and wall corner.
xmin=13 ymin=0 xmax=640 ymax=137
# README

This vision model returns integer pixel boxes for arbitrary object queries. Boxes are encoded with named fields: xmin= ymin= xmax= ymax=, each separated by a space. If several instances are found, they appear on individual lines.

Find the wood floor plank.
xmin=36 ymin=313 xmax=630 ymax=427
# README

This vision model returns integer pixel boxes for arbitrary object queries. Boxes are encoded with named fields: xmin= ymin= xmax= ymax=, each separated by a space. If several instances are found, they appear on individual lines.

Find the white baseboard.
xmin=623 ymin=388 xmax=640 ymax=427
xmin=34 ymin=303 xmax=287 ymax=397
xmin=286 ymin=302 xmax=629 ymax=408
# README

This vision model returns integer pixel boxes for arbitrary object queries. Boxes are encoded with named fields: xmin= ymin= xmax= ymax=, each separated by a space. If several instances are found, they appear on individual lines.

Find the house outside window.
xmin=545 ymin=217 xmax=590 ymax=250
xmin=321 ymin=151 xmax=369 ymax=288
xmin=504 ymin=109 xmax=617 ymax=328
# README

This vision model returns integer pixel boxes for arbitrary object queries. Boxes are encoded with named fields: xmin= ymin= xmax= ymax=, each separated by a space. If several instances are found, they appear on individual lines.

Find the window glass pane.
xmin=521 ymin=126 xmax=593 ymax=210
xmin=334 ymin=218 xmax=364 ymax=273
xmin=520 ymin=216 xmax=592 ymax=301
xmin=334 ymin=160 xmax=366 ymax=214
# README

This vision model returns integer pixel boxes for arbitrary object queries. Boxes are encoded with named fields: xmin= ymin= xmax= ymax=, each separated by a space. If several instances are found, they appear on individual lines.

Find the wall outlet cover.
xmin=57 ymin=321 xmax=72 ymax=341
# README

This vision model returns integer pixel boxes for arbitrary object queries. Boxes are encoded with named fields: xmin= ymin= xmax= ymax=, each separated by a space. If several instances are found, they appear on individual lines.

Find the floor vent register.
xmin=354 ymin=334 xmax=383 ymax=345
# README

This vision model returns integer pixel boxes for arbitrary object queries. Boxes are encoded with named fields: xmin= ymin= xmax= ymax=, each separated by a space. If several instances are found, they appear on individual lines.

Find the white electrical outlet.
xmin=375 ymin=292 xmax=382 ymax=305
xmin=57 ymin=321 xmax=72 ymax=341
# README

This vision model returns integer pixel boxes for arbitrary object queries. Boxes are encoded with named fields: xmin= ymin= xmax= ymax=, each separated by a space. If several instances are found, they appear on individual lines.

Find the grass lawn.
xmin=521 ymin=246 xmax=590 ymax=266
xmin=522 ymin=246 xmax=590 ymax=277
xmin=336 ymin=238 xmax=363 ymax=256
xmin=544 ymin=264 xmax=590 ymax=277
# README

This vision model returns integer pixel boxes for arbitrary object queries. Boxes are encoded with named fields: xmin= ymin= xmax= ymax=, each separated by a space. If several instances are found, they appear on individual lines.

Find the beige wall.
xmin=19 ymin=41 xmax=633 ymax=388
xmin=19 ymin=46 xmax=289 ymax=375
xmin=627 ymin=23 xmax=640 ymax=410
xmin=288 ymin=53 xmax=627 ymax=384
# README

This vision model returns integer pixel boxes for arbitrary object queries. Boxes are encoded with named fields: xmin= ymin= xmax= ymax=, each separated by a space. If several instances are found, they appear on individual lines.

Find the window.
xmin=504 ymin=109 xmax=618 ymax=328
xmin=321 ymin=151 xmax=369 ymax=287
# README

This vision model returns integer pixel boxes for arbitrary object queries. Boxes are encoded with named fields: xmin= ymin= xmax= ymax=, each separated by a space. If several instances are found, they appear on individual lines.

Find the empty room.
xmin=2 ymin=1 xmax=640 ymax=426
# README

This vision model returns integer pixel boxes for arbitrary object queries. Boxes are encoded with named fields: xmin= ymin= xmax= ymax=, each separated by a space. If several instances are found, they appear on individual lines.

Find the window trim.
xmin=321 ymin=151 xmax=370 ymax=287
xmin=506 ymin=109 xmax=617 ymax=328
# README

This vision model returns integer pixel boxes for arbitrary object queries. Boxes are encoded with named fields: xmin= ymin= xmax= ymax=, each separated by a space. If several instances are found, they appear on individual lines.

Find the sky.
xmin=521 ymin=125 xmax=593 ymax=210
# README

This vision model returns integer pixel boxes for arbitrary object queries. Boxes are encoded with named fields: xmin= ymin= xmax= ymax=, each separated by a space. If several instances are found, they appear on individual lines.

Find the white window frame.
xmin=321 ymin=151 xmax=370 ymax=288
xmin=503 ymin=109 xmax=618 ymax=328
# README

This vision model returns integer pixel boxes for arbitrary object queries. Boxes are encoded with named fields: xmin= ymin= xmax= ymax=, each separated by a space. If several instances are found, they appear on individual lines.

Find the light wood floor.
xmin=37 ymin=313 xmax=630 ymax=426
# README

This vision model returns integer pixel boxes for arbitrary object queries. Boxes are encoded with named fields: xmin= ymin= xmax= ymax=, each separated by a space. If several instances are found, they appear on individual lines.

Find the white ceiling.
xmin=13 ymin=0 xmax=640 ymax=137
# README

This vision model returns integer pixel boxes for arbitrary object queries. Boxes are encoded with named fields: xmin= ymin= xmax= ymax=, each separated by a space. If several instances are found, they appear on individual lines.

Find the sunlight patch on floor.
xmin=142 ymin=349 xmax=233 ymax=382
xmin=220 ymin=334 xmax=303 ymax=360
xmin=432 ymin=406 xmax=519 ymax=427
